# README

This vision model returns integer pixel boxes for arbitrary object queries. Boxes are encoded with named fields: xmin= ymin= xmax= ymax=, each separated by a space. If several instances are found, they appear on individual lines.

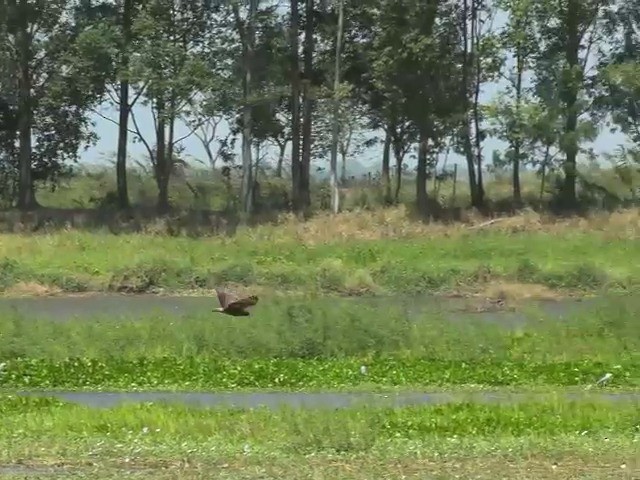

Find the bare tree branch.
xmin=91 ymin=107 xmax=140 ymax=138
xmin=106 ymin=85 xmax=120 ymax=106
xmin=173 ymin=118 xmax=207 ymax=145
xmin=130 ymin=107 xmax=156 ymax=165
xmin=129 ymin=81 xmax=149 ymax=109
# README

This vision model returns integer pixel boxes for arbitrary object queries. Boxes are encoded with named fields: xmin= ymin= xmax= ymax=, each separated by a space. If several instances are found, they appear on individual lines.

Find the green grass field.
xmin=1 ymin=211 xmax=640 ymax=296
xmin=1 ymin=296 xmax=639 ymax=477
xmin=2 ymin=208 xmax=640 ymax=478
xmin=0 ymin=396 xmax=637 ymax=478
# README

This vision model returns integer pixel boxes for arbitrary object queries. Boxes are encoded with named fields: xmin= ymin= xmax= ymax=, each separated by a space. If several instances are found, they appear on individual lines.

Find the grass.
xmin=0 ymin=396 xmax=637 ymax=478
xmin=1 ymin=207 xmax=640 ymax=296
xmin=0 ymin=214 xmax=638 ymax=478
xmin=1 ymin=456 xmax=635 ymax=480
xmin=2 ymin=356 xmax=636 ymax=390
xmin=0 ymin=295 xmax=639 ymax=390
xmin=4 ymin=140 xmax=640 ymax=480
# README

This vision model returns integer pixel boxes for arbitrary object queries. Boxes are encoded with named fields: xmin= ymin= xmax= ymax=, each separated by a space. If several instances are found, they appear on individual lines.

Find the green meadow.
xmin=1 ymin=220 xmax=639 ymax=295
xmin=0 ymin=396 xmax=637 ymax=478
xmin=2 ymin=208 xmax=639 ymax=478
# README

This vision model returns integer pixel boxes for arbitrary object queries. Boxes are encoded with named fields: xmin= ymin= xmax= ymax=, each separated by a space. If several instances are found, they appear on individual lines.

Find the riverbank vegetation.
xmin=1 ymin=208 xmax=640 ymax=297
xmin=0 ymin=396 xmax=637 ymax=478
xmin=0 ymin=294 xmax=637 ymax=391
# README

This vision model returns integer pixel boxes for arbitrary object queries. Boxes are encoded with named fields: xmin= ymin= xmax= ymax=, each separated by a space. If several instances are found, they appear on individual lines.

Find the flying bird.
xmin=213 ymin=289 xmax=259 ymax=316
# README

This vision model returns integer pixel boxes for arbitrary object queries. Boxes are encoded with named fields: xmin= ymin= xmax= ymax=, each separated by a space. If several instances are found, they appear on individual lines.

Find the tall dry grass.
xmin=239 ymin=206 xmax=640 ymax=245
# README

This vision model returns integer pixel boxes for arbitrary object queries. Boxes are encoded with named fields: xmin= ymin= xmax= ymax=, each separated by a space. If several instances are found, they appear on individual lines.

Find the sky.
xmin=82 ymin=8 xmax=631 ymax=174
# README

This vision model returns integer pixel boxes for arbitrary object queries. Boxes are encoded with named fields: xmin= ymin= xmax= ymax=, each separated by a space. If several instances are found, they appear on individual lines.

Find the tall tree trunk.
xmin=115 ymin=0 xmax=134 ymax=210
xmin=252 ymin=141 xmax=260 ymax=210
xmin=289 ymin=0 xmax=301 ymax=211
xmin=328 ymin=0 xmax=343 ymax=214
xmin=167 ymin=94 xmax=177 ymax=208
xmin=560 ymin=0 xmax=579 ymax=208
xmin=275 ymin=140 xmax=287 ymax=177
xmin=155 ymin=100 xmax=170 ymax=214
xmin=240 ymin=0 xmax=257 ymax=215
xmin=511 ymin=42 xmax=523 ymax=205
xmin=416 ymin=132 xmax=428 ymax=214
xmin=381 ymin=129 xmax=391 ymax=204
xmin=15 ymin=0 xmax=35 ymax=210
xmin=471 ymin=0 xmax=484 ymax=208
xmin=473 ymin=73 xmax=484 ymax=206
xmin=299 ymin=0 xmax=314 ymax=212
xmin=392 ymin=140 xmax=403 ymax=203
xmin=461 ymin=0 xmax=479 ymax=208
xmin=512 ymin=145 xmax=521 ymax=203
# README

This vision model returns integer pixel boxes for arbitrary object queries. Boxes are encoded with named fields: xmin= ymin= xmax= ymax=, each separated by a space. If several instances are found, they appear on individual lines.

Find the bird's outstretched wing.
xmin=227 ymin=295 xmax=259 ymax=311
xmin=215 ymin=289 xmax=237 ymax=309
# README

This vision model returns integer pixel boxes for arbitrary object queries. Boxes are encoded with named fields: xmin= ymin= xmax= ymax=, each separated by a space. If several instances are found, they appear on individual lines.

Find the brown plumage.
xmin=213 ymin=289 xmax=259 ymax=316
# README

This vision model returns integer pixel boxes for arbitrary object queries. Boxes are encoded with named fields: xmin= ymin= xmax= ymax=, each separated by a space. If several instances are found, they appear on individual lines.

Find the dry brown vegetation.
xmin=2 ymin=204 xmax=640 ymax=242
xmin=241 ymin=206 xmax=640 ymax=245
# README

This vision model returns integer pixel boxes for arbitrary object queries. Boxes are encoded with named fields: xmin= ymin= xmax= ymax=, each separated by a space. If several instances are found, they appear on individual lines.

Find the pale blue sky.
xmin=84 ymin=8 xmax=630 ymax=172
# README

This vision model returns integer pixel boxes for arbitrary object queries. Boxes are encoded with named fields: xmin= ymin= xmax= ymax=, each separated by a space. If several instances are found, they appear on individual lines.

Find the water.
xmin=16 ymin=389 xmax=640 ymax=409
xmin=0 ymin=292 xmax=601 ymax=324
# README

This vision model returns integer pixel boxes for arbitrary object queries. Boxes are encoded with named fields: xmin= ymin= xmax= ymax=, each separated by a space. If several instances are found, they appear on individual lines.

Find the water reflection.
xmin=16 ymin=390 xmax=640 ymax=409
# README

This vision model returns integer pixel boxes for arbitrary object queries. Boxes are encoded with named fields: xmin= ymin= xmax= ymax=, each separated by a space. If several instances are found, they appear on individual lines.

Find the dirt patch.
xmin=479 ymin=281 xmax=567 ymax=301
xmin=0 ymin=280 xmax=588 ymax=303
xmin=444 ymin=282 xmax=579 ymax=312
xmin=3 ymin=282 xmax=63 ymax=297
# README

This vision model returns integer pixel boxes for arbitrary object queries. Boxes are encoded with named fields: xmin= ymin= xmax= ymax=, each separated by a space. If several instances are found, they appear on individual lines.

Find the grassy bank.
xmin=0 ymin=396 xmax=637 ymax=478
xmin=1 ymin=208 xmax=640 ymax=296
xmin=1 ymin=295 xmax=638 ymax=390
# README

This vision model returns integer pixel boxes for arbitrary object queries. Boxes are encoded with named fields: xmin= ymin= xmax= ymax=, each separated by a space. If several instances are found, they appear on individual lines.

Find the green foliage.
xmin=2 ymin=356 xmax=636 ymax=390
xmin=1 ymin=0 xmax=639 ymax=212
xmin=0 ymin=228 xmax=638 ymax=294
xmin=529 ymin=0 xmax=611 ymax=205
xmin=0 ymin=0 xmax=113 ymax=193
xmin=369 ymin=0 xmax=463 ymax=139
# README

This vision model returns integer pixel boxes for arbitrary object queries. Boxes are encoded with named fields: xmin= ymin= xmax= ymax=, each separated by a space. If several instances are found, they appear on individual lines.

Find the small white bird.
xmin=360 ymin=365 xmax=367 ymax=375
xmin=595 ymin=373 xmax=613 ymax=387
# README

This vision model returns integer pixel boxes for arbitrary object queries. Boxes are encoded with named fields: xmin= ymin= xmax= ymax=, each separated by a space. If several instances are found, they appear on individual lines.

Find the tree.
xmin=298 ymin=0 xmax=316 ymax=212
xmin=454 ymin=0 xmax=502 ymax=208
xmin=328 ymin=0 xmax=344 ymax=213
xmin=231 ymin=0 xmax=259 ymax=215
xmin=75 ymin=0 xmax=150 ymax=210
xmin=1 ymin=0 xmax=113 ymax=209
xmin=127 ymin=0 xmax=215 ymax=213
xmin=313 ymin=84 xmax=367 ymax=183
xmin=388 ymin=117 xmax=417 ymax=203
xmin=228 ymin=2 xmax=293 ymax=200
xmin=596 ymin=0 xmax=640 ymax=148
xmin=533 ymin=0 xmax=610 ymax=208
xmin=289 ymin=0 xmax=302 ymax=210
xmin=488 ymin=0 xmax=539 ymax=204
xmin=371 ymin=0 xmax=464 ymax=214
xmin=115 ymin=0 xmax=135 ymax=209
